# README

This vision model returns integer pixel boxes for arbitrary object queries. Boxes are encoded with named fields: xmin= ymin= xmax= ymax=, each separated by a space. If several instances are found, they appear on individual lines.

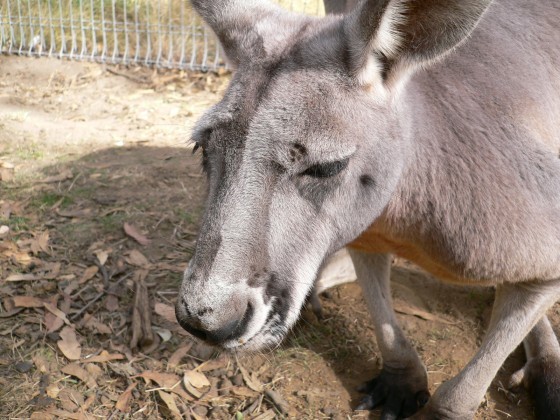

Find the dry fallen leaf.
xmin=0 ymin=201 xmax=12 ymax=219
xmin=12 ymin=296 xmax=44 ymax=308
xmin=198 ymin=355 xmax=229 ymax=372
xmin=30 ymin=411 xmax=55 ymax=420
xmin=394 ymin=302 xmax=454 ymax=325
xmin=183 ymin=370 xmax=210 ymax=388
xmin=44 ymin=302 xmax=71 ymax=328
xmin=153 ymin=327 xmax=172 ymax=342
xmin=190 ymin=408 xmax=206 ymax=420
xmin=82 ymin=314 xmax=112 ymax=335
xmin=33 ymin=354 xmax=49 ymax=373
xmin=43 ymin=262 xmax=61 ymax=280
xmin=82 ymin=350 xmax=124 ymax=363
xmin=44 ymin=296 xmax=62 ymax=333
xmin=0 ymin=225 xmax=9 ymax=238
xmin=125 ymin=249 xmax=150 ymax=267
xmin=183 ymin=379 xmax=203 ymax=399
xmin=95 ymin=249 xmax=109 ymax=266
xmin=253 ymin=409 xmax=276 ymax=420
xmin=57 ymin=327 xmax=81 ymax=360
xmin=115 ymin=382 xmax=137 ymax=412
xmin=139 ymin=371 xmax=181 ymax=387
xmin=41 ymin=409 xmax=82 ymax=420
xmin=0 ymin=168 xmax=14 ymax=182
xmin=123 ymin=222 xmax=151 ymax=246
xmin=45 ymin=384 xmax=60 ymax=398
xmin=231 ymin=386 xmax=258 ymax=398
xmin=5 ymin=273 xmax=41 ymax=282
xmin=157 ymin=390 xmax=182 ymax=420
xmin=105 ymin=295 xmax=119 ymax=312
xmin=5 ymin=250 xmax=34 ymax=267
xmin=30 ymin=231 xmax=50 ymax=255
xmin=82 ymin=394 xmax=95 ymax=411
xmin=239 ymin=365 xmax=264 ymax=392
xmin=138 ymin=371 xmax=192 ymax=401
xmin=61 ymin=363 xmax=97 ymax=389
xmin=154 ymin=302 xmax=177 ymax=324
xmin=167 ymin=343 xmax=193 ymax=370
xmin=85 ymin=363 xmax=102 ymax=382
xmin=79 ymin=266 xmax=98 ymax=284
xmin=58 ymin=386 xmax=84 ymax=412
xmin=39 ymin=169 xmax=73 ymax=184
xmin=0 ymin=308 xmax=24 ymax=318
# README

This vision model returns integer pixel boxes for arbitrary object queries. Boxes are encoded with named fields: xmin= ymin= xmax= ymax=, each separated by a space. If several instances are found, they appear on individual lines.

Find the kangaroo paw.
xmin=517 ymin=355 xmax=560 ymax=420
xmin=356 ymin=365 xmax=430 ymax=419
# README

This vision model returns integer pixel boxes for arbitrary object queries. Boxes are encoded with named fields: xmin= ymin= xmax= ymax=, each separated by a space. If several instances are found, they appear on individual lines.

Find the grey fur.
xmin=177 ymin=0 xmax=560 ymax=417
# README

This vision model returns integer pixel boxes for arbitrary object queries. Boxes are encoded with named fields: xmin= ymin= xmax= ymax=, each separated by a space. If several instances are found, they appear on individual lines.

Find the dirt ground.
xmin=0 ymin=56 xmax=557 ymax=419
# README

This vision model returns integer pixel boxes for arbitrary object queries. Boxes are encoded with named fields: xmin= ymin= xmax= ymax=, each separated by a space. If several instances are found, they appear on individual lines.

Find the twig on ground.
xmin=66 ymin=172 xmax=82 ymax=193
xmin=106 ymin=68 xmax=149 ymax=84
xmin=243 ymin=394 xmax=264 ymax=417
xmin=92 ymin=257 xmax=111 ymax=289
xmin=264 ymin=389 xmax=289 ymax=415
xmin=130 ymin=270 xmax=157 ymax=352
xmin=70 ymin=272 xmax=132 ymax=321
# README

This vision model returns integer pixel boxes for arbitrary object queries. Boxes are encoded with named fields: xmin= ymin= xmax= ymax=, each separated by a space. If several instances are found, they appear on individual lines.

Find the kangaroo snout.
xmin=175 ymin=285 xmax=251 ymax=345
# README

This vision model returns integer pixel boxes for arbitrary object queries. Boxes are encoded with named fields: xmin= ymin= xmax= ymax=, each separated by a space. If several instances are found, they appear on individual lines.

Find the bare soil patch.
xmin=1 ymin=56 xmax=556 ymax=419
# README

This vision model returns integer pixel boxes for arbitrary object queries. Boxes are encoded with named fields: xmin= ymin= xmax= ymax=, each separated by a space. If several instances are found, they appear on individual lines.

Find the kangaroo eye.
xmin=192 ymin=142 xmax=203 ymax=154
xmin=301 ymin=158 xmax=349 ymax=178
xmin=192 ymin=142 xmax=210 ymax=173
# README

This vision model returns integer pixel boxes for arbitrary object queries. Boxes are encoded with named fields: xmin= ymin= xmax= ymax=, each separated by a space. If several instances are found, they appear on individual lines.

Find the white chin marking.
xmin=223 ymin=329 xmax=281 ymax=352
xmin=225 ymin=258 xmax=322 ymax=352
xmin=223 ymin=301 xmax=284 ymax=351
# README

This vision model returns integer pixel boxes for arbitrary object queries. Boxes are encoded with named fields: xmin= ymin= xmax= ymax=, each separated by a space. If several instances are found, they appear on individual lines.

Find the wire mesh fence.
xmin=0 ymin=0 xmax=324 ymax=71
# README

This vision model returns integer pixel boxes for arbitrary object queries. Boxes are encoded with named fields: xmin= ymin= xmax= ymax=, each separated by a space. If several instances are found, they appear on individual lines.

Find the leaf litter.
xmin=0 ymin=61 xmax=298 ymax=420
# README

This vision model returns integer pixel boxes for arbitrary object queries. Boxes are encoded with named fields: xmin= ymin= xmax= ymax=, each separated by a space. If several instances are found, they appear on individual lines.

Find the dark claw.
xmin=381 ymin=394 xmax=401 ymax=420
xmin=356 ymin=367 xmax=430 ymax=419
xmin=355 ymin=396 xmax=375 ymax=411
xmin=416 ymin=390 xmax=431 ymax=407
xmin=356 ymin=390 xmax=387 ymax=411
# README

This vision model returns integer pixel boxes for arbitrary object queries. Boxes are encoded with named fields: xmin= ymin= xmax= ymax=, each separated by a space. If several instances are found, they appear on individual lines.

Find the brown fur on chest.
xmin=348 ymin=226 xmax=490 ymax=286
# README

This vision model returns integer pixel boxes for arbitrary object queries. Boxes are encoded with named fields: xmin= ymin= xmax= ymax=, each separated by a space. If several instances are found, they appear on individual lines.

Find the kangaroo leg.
xmin=409 ymin=279 xmax=560 ymax=420
xmin=349 ymin=249 xmax=430 ymax=419
xmin=509 ymin=316 xmax=560 ymax=420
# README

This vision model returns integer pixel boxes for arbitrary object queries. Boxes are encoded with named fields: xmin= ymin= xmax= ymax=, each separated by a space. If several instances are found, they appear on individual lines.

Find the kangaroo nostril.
xmin=200 ymin=302 xmax=253 ymax=345
xmin=181 ymin=297 xmax=192 ymax=317
xmin=197 ymin=307 xmax=213 ymax=317
xmin=245 ymin=302 xmax=253 ymax=319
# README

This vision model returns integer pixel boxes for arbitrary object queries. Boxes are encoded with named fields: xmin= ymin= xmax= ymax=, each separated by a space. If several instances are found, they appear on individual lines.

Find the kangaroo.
xmin=175 ymin=0 xmax=560 ymax=418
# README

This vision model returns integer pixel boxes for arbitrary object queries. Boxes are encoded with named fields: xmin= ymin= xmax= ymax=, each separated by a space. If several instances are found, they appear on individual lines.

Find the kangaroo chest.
xmin=347 ymin=223 xmax=492 ymax=286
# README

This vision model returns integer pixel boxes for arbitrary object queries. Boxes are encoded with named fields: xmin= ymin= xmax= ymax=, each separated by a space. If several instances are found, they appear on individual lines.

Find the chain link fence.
xmin=0 ymin=0 xmax=324 ymax=71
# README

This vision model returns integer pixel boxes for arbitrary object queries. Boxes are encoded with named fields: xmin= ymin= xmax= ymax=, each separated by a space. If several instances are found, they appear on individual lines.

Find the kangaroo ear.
xmin=192 ymin=0 xmax=306 ymax=68
xmin=344 ymin=0 xmax=492 ymax=94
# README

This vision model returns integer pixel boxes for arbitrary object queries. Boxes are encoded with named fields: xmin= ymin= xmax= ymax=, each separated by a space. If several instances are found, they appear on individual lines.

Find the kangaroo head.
xmin=176 ymin=0 xmax=492 ymax=350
